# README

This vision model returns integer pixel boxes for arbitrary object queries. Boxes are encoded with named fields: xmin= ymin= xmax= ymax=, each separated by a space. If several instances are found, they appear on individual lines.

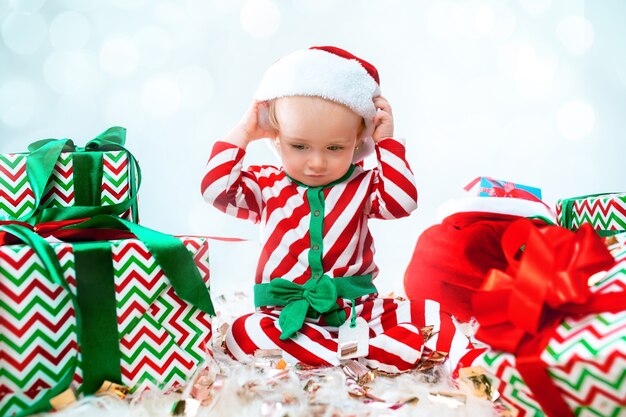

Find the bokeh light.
xmin=9 ymin=0 xmax=47 ymax=13
xmin=518 ymin=0 xmax=551 ymax=15
xmin=0 ymin=78 xmax=37 ymax=128
xmin=2 ymin=11 xmax=47 ymax=55
xmin=141 ymin=75 xmax=181 ymax=117
xmin=556 ymin=15 xmax=594 ymax=55
xmin=240 ymin=0 xmax=280 ymax=38
xmin=490 ymin=2 xmax=517 ymax=39
xmin=134 ymin=26 xmax=172 ymax=69
xmin=155 ymin=1 xmax=188 ymax=25
xmin=105 ymin=90 xmax=141 ymax=127
xmin=473 ymin=3 xmax=495 ymax=38
xmin=43 ymin=51 xmax=96 ymax=95
xmin=557 ymin=99 xmax=596 ymax=141
xmin=177 ymin=66 xmax=215 ymax=109
xmin=110 ymin=0 xmax=148 ymax=9
xmin=49 ymin=11 xmax=91 ymax=51
xmin=99 ymin=36 xmax=139 ymax=77
xmin=426 ymin=1 xmax=467 ymax=39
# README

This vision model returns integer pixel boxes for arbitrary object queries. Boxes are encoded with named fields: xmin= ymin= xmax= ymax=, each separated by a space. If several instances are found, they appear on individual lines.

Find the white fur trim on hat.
xmin=254 ymin=48 xmax=381 ymax=162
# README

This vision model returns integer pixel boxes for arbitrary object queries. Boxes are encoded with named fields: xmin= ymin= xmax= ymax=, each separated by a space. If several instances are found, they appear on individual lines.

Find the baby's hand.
xmin=226 ymin=100 xmax=277 ymax=148
xmin=371 ymin=96 xmax=394 ymax=143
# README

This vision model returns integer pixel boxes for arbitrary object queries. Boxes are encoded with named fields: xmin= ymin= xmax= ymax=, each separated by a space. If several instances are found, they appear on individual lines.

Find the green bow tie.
xmin=254 ymin=274 xmax=377 ymax=340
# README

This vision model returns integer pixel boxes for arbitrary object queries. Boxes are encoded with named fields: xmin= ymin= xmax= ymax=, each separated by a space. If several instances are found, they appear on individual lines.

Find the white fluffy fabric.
xmin=436 ymin=196 xmax=557 ymax=223
xmin=254 ymin=48 xmax=381 ymax=162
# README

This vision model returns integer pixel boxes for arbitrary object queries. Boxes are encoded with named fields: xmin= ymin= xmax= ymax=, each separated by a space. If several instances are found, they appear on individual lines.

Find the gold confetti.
xmin=95 ymin=380 xmax=130 ymax=399
xmin=459 ymin=366 xmax=499 ymax=402
xmin=49 ymin=387 xmax=77 ymax=411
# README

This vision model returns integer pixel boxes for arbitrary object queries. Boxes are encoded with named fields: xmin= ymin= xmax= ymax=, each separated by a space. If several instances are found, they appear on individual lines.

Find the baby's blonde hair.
xmin=267 ymin=98 xmax=366 ymax=138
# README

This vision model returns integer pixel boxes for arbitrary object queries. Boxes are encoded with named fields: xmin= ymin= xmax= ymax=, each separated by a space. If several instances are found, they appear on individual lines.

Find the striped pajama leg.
xmin=225 ymin=298 xmax=482 ymax=374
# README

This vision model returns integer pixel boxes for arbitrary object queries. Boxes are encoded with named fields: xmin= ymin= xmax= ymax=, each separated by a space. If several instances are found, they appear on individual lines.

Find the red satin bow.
xmin=472 ymin=219 xmax=624 ymax=417
xmin=473 ymin=219 xmax=616 ymax=352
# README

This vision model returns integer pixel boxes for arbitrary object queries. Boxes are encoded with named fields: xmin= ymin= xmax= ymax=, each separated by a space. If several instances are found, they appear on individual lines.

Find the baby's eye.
xmin=291 ymin=144 xmax=307 ymax=150
xmin=327 ymin=145 xmax=344 ymax=151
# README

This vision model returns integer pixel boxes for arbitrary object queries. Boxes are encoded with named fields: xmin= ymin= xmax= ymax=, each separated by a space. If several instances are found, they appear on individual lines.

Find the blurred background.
xmin=1 ymin=0 xmax=625 ymax=297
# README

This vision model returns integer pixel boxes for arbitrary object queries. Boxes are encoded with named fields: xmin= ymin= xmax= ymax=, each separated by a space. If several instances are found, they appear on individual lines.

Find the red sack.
xmin=403 ymin=211 xmax=548 ymax=321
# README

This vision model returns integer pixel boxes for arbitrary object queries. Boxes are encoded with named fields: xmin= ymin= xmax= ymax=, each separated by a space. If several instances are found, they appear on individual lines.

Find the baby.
xmin=202 ymin=46 xmax=477 ymax=373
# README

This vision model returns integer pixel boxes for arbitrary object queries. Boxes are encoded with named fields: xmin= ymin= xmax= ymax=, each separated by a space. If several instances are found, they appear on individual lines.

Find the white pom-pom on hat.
xmin=254 ymin=46 xmax=381 ymax=162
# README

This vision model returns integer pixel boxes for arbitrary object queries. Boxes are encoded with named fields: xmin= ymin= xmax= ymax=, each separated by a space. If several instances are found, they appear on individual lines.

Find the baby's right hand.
xmin=226 ymin=100 xmax=277 ymax=148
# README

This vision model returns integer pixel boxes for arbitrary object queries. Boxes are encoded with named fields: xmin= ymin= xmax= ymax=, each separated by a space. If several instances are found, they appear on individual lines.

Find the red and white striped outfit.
xmin=202 ymin=138 xmax=478 ymax=373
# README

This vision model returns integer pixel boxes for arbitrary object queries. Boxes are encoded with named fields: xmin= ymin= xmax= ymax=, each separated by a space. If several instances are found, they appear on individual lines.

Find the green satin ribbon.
xmin=74 ymin=241 xmax=122 ymax=394
xmin=2 ymin=215 xmax=215 ymax=416
xmin=560 ymin=193 xmax=626 ymax=237
xmin=66 ymin=215 xmax=215 ymax=316
xmin=254 ymin=274 xmax=377 ymax=340
xmin=22 ymin=126 xmax=141 ymax=224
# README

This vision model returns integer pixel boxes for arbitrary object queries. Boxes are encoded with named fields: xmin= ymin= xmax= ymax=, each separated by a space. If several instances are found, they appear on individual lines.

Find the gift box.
xmin=556 ymin=192 xmax=626 ymax=235
xmin=464 ymin=176 xmax=542 ymax=201
xmin=0 ymin=218 xmax=214 ymax=417
xmin=472 ymin=220 xmax=626 ymax=417
xmin=0 ymin=126 xmax=139 ymax=224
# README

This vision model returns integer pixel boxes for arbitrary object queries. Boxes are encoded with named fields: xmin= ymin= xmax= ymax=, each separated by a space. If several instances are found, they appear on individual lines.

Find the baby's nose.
xmin=308 ymin=152 xmax=326 ymax=169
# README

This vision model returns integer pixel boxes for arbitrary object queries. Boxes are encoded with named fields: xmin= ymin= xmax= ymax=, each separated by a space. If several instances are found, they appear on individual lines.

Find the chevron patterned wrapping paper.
xmin=0 ymin=150 xmax=137 ymax=222
xmin=476 ymin=246 xmax=626 ymax=417
xmin=0 ymin=236 xmax=212 ymax=417
xmin=556 ymin=193 xmax=626 ymax=233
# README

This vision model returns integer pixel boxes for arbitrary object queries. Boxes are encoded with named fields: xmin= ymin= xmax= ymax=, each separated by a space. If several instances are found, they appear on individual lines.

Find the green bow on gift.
xmin=21 ymin=126 xmax=141 ymax=224
xmin=0 ymin=215 xmax=215 ymax=417
xmin=254 ymin=274 xmax=378 ymax=340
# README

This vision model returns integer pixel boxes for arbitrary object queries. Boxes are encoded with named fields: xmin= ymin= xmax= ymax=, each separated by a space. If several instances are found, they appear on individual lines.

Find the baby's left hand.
xmin=372 ymin=96 xmax=394 ymax=143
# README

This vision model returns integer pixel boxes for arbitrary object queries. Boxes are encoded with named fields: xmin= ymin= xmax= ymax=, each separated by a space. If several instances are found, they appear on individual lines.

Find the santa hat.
xmin=254 ymin=46 xmax=381 ymax=162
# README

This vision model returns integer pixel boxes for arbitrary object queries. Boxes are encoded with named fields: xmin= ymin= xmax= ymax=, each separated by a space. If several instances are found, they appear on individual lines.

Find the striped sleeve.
xmin=367 ymin=138 xmax=418 ymax=219
xmin=200 ymin=140 xmax=263 ymax=223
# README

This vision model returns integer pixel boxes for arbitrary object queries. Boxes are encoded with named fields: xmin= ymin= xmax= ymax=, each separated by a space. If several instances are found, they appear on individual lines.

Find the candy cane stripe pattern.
xmin=201 ymin=138 xmax=417 ymax=285
xmin=224 ymin=298 xmax=478 ymax=374
xmin=200 ymin=138 xmax=487 ymax=373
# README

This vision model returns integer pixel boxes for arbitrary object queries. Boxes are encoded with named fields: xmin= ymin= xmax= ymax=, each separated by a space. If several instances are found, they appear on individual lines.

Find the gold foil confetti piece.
xmin=49 ymin=386 xmax=77 ymax=411
xmin=459 ymin=366 xmax=499 ymax=402
xmin=416 ymin=350 xmax=449 ymax=371
xmin=419 ymin=325 xmax=435 ymax=342
xmin=373 ymin=369 xmax=402 ymax=378
xmin=170 ymin=398 xmax=201 ymax=417
xmin=342 ymin=360 xmax=375 ymax=385
xmin=428 ymin=391 xmax=466 ymax=408
xmin=95 ymin=380 xmax=130 ymax=399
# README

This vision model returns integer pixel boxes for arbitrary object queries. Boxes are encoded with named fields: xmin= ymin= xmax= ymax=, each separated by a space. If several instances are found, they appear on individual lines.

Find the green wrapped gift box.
xmin=0 ymin=217 xmax=214 ymax=417
xmin=0 ymin=127 xmax=140 ymax=224
xmin=557 ymin=192 xmax=626 ymax=235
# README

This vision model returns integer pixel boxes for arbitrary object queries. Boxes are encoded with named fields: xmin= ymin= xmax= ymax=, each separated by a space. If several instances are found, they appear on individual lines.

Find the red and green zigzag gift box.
xmin=0 ymin=217 xmax=214 ymax=417
xmin=472 ymin=220 xmax=626 ymax=417
xmin=556 ymin=193 xmax=626 ymax=235
xmin=0 ymin=126 xmax=139 ymax=224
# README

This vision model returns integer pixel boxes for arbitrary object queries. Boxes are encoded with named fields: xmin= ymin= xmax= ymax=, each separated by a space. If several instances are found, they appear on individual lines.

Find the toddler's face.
xmin=273 ymin=96 xmax=362 ymax=187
